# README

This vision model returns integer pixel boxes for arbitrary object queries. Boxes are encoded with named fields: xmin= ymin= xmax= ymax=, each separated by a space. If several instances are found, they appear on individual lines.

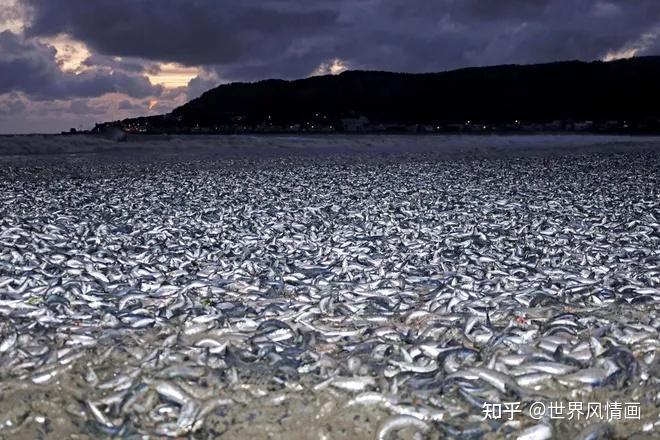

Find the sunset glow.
xmin=312 ymin=58 xmax=349 ymax=76
xmin=147 ymin=63 xmax=200 ymax=88
xmin=603 ymin=29 xmax=659 ymax=62
xmin=40 ymin=34 xmax=91 ymax=72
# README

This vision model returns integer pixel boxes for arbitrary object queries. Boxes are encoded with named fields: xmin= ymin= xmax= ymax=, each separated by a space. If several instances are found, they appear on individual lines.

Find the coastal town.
xmin=80 ymin=115 xmax=660 ymax=137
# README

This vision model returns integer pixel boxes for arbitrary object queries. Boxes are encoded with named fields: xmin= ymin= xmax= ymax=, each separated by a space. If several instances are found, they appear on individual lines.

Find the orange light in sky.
xmin=147 ymin=63 xmax=200 ymax=88
xmin=312 ymin=58 xmax=349 ymax=76
xmin=40 ymin=34 xmax=92 ymax=73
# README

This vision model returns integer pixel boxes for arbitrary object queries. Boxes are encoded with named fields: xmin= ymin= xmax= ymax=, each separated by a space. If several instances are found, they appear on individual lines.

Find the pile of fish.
xmin=0 ymin=149 xmax=658 ymax=439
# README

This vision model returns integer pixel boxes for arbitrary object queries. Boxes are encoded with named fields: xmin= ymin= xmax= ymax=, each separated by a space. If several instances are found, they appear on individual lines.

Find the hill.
xmin=116 ymin=57 xmax=660 ymax=134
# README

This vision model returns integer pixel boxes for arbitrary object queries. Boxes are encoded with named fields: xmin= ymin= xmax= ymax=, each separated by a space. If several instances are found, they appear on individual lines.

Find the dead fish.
xmin=377 ymin=415 xmax=430 ymax=440
xmin=329 ymin=376 xmax=376 ymax=392
xmin=516 ymin=423 xmax=552 ymax=440
xmin=1 ymin=148 xmax=658 ymax=440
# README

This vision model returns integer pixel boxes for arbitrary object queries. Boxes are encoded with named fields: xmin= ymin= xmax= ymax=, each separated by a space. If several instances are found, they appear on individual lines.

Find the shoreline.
xmin=1 ymin=133 xmax=660 ymax=161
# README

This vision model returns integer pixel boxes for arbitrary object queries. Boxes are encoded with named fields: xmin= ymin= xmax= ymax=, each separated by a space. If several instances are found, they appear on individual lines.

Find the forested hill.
xmin=119 ymin=57 xmax=660 ymax=132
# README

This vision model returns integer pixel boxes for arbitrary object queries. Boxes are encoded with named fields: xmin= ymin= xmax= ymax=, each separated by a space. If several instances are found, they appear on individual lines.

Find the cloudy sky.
xmin=1 ymin=0 xmax=659 ymax=134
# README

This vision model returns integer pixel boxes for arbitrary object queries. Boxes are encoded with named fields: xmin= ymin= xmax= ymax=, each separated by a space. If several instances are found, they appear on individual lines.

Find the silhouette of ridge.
xmin=116 ymin=57 xmax=660 ymax=133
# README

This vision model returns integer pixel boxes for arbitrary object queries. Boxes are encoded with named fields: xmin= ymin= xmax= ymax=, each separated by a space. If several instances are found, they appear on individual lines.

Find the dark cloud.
xmin=24 ymin=0 xmax=339 ymax=66
xmin=14 ymin=0 xmax=660 ymax=80
xmin=327 ymin=0 xmax=660 ymax=73
xmin=68 ymin=99 xmax=108 ymax=115
xmin=0 ymin=92 xmax=27 ymax=115
xmin=0 ymin=30 xmax=162 ymax=99
xmin=82 ymin=53 xmax=148 ymax=73
xmin=185 ymin=72 xmax=221 ymax=100
xmin=118 ymin=99 xmax=141 ymax=111
xmin=13 ymin=0 xmax=660 ymax=85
